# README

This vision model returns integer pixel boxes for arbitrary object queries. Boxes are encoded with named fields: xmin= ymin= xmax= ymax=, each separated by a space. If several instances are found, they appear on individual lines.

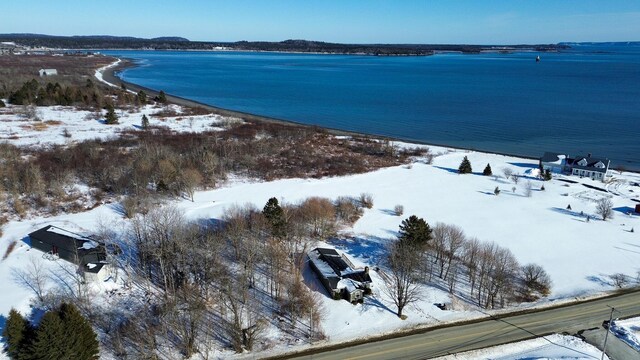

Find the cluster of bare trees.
xmin=93 ymin=194 xmax=365 ymax=357
xmin=384 ymin=219 xmax=553 ymax=314
xmin=425 ymin=223 xmax=551 ymax=308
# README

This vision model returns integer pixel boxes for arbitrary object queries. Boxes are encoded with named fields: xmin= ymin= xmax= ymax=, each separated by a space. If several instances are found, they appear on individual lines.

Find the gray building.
xmin=308 ymin=247 xmax=372 ymax=303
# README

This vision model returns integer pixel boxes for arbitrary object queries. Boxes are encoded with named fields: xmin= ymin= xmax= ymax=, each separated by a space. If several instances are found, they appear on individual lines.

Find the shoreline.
xmin=100 ymin=57 xmax=546 ymax=163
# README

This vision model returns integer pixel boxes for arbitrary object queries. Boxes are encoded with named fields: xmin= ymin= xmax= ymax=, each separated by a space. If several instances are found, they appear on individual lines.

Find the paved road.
xmin=278 ymin=291 xmax=640 ymax=360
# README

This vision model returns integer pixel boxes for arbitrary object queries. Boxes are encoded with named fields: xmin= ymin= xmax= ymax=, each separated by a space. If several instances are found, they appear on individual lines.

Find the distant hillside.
xmin=559 ymin=41 xmax=640 ymax=46
xmin=0 ymin=34 xmax=567 ymax=54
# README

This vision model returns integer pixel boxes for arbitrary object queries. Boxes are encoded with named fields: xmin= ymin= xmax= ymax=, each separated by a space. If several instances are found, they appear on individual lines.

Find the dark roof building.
xmin=28 ymin=225 xmax=107 ymax=266
xmin=568 ymin=154 xmax=610 ymax=181
xmin=308 ymin=247 xmax=372 ymax=303
xmin=540 ymin=152 xmax=569 ymax=174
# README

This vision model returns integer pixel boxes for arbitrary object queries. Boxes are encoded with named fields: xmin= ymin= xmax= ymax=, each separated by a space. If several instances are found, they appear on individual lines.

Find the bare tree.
xmin=511 ymin=174 xmax=520 ymax=185
xmin=384 ymin=240 xmax=422 ymax=318
xmin=11 ymin=257 xmax=49 ymax=303
xmin=610 ymin=273 xmax=628 ymax=289
xmin=525 ymin=181 xmax=533 ymax=197
xmin=519 ymin=263 xmax=552 ymax=300
xmin=502 ymin=167 xmax=513 ymax=180
xmin=596 ymin=197 xmax=614 ymax=220
xmin=299 ymin=197 xmax=336 ymax=239
xmin=166 ymin=285 xmax=207 ymax=358
xmin=180 ymin=167 xmax=203 ymax=202
xmin=462 ymin=237 xmax=482 ymax=296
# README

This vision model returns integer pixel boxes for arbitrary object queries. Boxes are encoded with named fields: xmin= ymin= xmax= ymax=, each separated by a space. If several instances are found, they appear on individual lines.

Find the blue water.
xmin=103 ymin=46 xmax=640 ymax=169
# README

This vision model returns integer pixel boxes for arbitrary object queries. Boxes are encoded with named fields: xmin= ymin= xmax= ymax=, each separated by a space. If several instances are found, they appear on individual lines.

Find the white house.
xmin=39 ymin=68 xmax=58 ymax=77
xmin=569 ymin=155 xmax=610 ymax=181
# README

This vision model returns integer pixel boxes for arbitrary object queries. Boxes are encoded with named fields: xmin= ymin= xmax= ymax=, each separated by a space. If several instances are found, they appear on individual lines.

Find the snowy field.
xmin=1 ymin=101 xmax=640 ymax=358
xmin=434 ymin=334 xmax=608 ymax=360
xmin=0 ymin=101 xmax=235 ymax=147
xmin=611 ymin=316 xmax=640 ymax=351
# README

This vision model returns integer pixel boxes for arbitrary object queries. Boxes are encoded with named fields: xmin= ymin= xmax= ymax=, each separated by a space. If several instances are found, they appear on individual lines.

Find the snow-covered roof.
xmin=540 ymin=152 xmax=567 ymax=164
xmin=46 ymin=225 xmax=93 ymax=242
xmin=308 ymin=248 xmax=341 ymax=279
xmin=337 ymin=278 xmax=360 ymax=292
xmin=308 ymin=248 xmax=371 ymax=293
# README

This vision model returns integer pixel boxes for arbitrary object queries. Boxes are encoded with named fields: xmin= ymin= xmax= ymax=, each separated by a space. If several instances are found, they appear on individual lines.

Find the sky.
xmin=2 ymin=1 xmax=640 ymax=44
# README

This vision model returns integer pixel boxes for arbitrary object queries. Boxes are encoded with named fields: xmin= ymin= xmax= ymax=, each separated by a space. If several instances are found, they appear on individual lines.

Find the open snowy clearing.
xmin=1 ymin=103 xmax=640 ymax=358
xmin=0 ymin=101 xmax=235 ymax=147
xmin=433 ymin=334 xmax=608 ymax=360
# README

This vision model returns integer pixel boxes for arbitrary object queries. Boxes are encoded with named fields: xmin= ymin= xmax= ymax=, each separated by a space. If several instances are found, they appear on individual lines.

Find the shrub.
xmin=394 ymin=204 xmax=404 ymax=216
xmin=359 ymin=192 xmax=374 ymax=209
xmin=335 ymin=196 xmax=363 ymax=224
xmin=2 ymin=240 xmax=17 ymax=260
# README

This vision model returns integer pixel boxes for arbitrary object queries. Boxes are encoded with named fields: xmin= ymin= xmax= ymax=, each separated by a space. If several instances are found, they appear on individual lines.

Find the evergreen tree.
xmin=538 ymin=163 xmax=544 ymax=179
xmin=104 ymin=105 xmax=118 ymax=125
xmin=263 ymin=197 xmax=286 ymax=238
xmin=0 ymin=99 xmax=5 ymax=108
xmin=58 ymin=303 xmax=100 ymax=360
xmin=27 ymin=311 xmax=67 ymax=360
xmin=141 ymin=114 xmax=150 ymax=129
xmin=156 ymin=90 xmax=167 ymax=104
xmin=398 ymin=215 xmax=432 ymax=248
xmin=482 ymin=163 xmax=492 ymax=176
xmin=2 ymin=309 xmax=31 ymax=359
xmin=458 ymin=156 xmax=472 ymax=174
xmin=137 ymin=90 xmax=147 ymax=104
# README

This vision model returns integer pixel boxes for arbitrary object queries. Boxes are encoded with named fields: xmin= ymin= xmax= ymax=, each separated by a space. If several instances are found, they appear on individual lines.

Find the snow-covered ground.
xmin=434 ymin=334 xmax=608 ymax=360
xmin=1 ymin=103 xmax=640 ymax=358
xmin=0 ymin=101 xmax=234 ymax=147
xmin=611 ymin=316 xmax=640 ymax=351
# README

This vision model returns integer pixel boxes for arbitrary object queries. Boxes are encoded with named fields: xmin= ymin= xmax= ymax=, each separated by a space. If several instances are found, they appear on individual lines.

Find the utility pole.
xmin=601 ymin=306 xmax=615 ymax=360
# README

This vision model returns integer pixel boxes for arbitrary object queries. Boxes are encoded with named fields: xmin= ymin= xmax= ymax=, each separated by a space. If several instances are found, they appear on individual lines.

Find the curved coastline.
xmin=100 ymin=57 xmax=541 ymax=163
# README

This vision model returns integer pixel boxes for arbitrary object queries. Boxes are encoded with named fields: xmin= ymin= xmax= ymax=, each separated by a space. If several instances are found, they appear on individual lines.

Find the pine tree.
xmin=58 ymin=303 xmax=100 ymax=360
xmin=137 ymin=90 xmax=147 ymax=104
xmin=28 ymin=311 xmax=68 ymax=359
xmin=458 ymin=156 xmax=472 ymax=174
xmin=157 ymin=90 xmax=167 ymax=104
xmin=104 ymin=105 xmax=118 ymax=125
xmin=538 ymin=163 xmax=544 ymax=179
xmin=263 ymin=197 xmax=286 ymax=238
xmin=2 ymin=309 xmax=31 ymax=359
xmin=398 ymin=215 xmax=432 ymax=248
xmin=141 ymin=114 xmax=149 ymax=129
xmin=483 ymin=163 xmax=492 ymax=176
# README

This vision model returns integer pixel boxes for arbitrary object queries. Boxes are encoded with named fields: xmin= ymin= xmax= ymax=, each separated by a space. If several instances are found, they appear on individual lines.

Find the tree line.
xmin=385 ymin=216 xmax=551 ymax=317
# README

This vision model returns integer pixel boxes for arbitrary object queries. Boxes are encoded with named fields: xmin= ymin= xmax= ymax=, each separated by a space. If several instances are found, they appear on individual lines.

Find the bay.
xmin=103 ymin=46 xmax=640 ymax=169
